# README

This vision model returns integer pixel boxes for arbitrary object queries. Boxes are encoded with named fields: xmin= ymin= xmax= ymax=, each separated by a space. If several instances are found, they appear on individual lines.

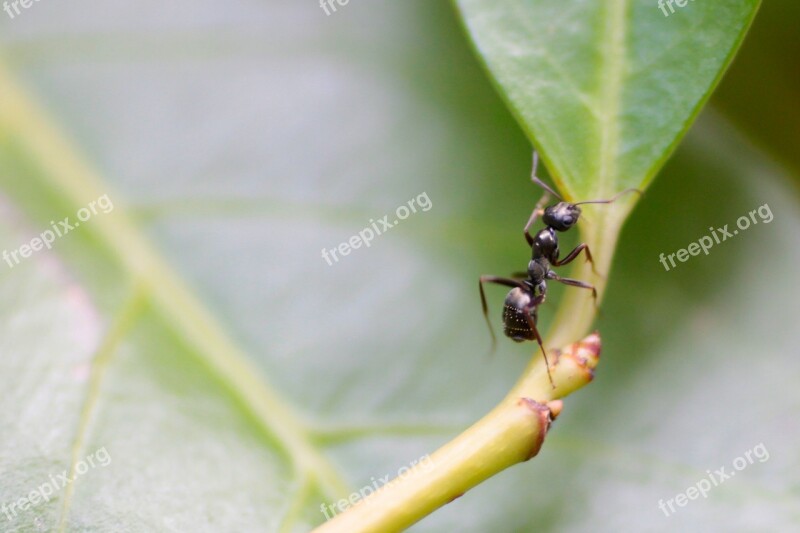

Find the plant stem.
xmin=313 ymin=333 xmax=601 ymax=533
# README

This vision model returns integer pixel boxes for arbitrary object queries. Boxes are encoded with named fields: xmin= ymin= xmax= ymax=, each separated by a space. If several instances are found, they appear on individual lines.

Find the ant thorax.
xmin=531 ymin=227 xmax=559 ymax=264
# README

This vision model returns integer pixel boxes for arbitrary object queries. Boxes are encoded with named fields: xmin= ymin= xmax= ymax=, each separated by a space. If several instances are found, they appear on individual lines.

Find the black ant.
xmin=479 ymin=151 xmax=639 ymax=386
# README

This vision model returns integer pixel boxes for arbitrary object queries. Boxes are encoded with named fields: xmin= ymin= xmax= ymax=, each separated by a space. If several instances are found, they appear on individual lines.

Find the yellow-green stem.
xmin=314 ymin=333 xmax=601 ymax=533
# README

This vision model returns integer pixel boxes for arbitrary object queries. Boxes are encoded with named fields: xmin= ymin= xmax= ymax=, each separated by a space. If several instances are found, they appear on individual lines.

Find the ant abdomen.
xmin=502 ymin=287 xmax=537 ymax=342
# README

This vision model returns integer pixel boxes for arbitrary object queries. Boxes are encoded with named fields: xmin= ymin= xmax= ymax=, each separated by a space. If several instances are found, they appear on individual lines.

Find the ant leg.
xmin=529 ymin=151 xmax=563 ymax=200
xmin=524 ymin=194 xmax=549 ymax=246
xmin=479 ymin=275 xmax=525 ymax=354
xmin=546 ymin=271 xmax=598 ymax=309
xmin=552 ymin=243 xmax=602 ymax=277
xmin=478 ymin=277 xmax=497 ymax=353
xmin=522 ymin=304 xmax=554 ymax=388
xmin=525 ymin=150 xmax=563 ymax=246
xmin=479 ymin=275 xmax=523 ymax=289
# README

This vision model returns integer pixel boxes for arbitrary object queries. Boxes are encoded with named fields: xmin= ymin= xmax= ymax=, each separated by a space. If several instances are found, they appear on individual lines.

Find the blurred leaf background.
xmin=0 ymin=1 xmax=798 ymax=532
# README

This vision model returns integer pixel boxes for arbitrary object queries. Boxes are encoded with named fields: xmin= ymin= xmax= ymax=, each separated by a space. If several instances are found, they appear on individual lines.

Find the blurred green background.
xmin=0 ymin=1 xmax=797 ymax=532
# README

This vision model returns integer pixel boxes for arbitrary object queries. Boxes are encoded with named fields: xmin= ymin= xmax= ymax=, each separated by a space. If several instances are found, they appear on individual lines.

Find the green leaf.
xmin=453 ymin=0 xmax=761 ymax=199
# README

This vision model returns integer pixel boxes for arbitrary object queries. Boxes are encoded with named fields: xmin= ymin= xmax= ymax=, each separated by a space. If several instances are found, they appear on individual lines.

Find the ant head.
xmin=542 ymin=202 xmax=581 ymax=231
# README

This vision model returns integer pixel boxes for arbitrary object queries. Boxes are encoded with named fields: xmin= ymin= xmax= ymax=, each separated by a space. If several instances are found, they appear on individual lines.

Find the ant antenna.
xmin=530 ymin=151 xmax=563 ymax=200
xmin=574 ymin=188 xmax=642 ymax=206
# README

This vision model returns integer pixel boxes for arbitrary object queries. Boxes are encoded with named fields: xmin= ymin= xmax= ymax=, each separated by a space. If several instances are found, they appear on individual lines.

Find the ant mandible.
xmin=479 ymin=151 xmax=639 ymax=387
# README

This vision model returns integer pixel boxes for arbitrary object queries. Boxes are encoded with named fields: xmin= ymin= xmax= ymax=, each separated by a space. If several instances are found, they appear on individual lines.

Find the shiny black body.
xmin=502 ymin=286 xmax=539 ymax=341
xmin=479 ymin=151 xmax=636 ymax=386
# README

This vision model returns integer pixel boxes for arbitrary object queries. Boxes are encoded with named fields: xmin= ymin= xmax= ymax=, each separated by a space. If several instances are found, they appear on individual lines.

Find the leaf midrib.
xmin=595 ymin=0 xmax=629 ymax=199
